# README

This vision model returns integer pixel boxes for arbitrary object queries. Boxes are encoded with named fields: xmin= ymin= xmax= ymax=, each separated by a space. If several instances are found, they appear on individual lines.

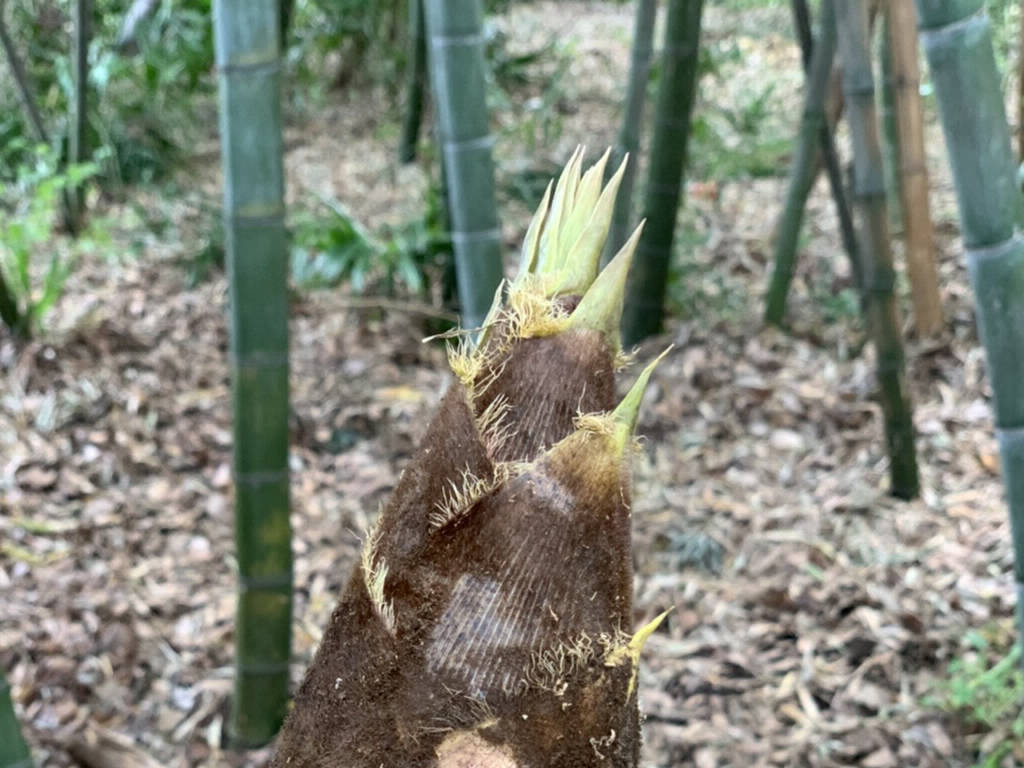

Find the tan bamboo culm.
xmin=886 ymin=0 xmax=942 ymax=335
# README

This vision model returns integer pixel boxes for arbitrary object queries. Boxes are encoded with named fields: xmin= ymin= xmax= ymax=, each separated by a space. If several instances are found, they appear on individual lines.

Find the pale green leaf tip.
xmin=551 ymin=148 xmax=620 ymax=296
xmin=611 ymin=344 xmax=672 ymax=448
xmin=516 ymin=180 xmax=553 ymax=284
xmin=629 ymin=607 xmax=673 ymax=654
xmin=605 ymin=607 xmax=674 ymax=695
xmin=536 ymin=146 xmax=585 ymax=275
xmin=566 ymin=219 xmax=645 ymax=346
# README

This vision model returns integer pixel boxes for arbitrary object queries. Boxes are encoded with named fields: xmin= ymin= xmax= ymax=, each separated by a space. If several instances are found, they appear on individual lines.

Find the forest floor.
xmin=2 ymin=2 xmax=1022 ymax=767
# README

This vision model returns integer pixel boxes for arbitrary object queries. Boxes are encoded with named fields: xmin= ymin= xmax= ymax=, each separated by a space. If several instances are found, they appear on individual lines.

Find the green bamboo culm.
xmin=833 ymin=0 xmax=919 ymax=500
xmin=279 ymin=0 xmax=294 ymax=45
xmin=915 ymin=0 xmax=1024 ymax=646
xmin=213 ymin=0 xmax=293 ymax=747
xmin=604 ymin=0 xmax=658 ymax=264
xmin=69 ymin=0 xmax=90 ymax=227
xmin=399 ymin=0 xmax=427 ymax=164
xmin=0 ymin=671 xmax=32 ymax=768
xmin=877 ymin=10 xmax=903 ymax=234
xmin=622 ymin=0 xmax=705 ymax=345
xmin=795 ymin=0 xmax=861 ymax=292
xmin=0 ymin=265 xmax=22 ymax=334
xmin=423 ymin=0 xmax=503 ymax=330
xmin=764 ymin=0 xmax=862 ymax=326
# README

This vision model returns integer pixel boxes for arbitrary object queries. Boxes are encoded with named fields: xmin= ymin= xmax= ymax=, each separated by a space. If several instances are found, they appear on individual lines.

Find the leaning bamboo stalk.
xmin=886 ymin=0 xmax=942 ymax=335
xmin=622 ymin=0 xmax=705 ymax=345
xmin=794 ymin=0 xmax=861 ymax=291
xmin=0 ymin=671 xmax=32 ymax=768
xmin=398 ymin=0 xmax=427 ymax=164
xmin=0 ymin=0 xmax=76 ymax=235
xmin=0 ymin=0 xmax=47 ymax=144
xmin=834 ymin=0 xmax=920 ymax=500
xmin=213 ymin=0 xmax=293 ymax=746
xmin=765 ymin=0 xmax=860 ymax=326
xmin=604 ymin=0 xmax=658 ymax=263
xmin=915 ymin=0 xmax=1024 ymax=654
xmin=423 ymin=0 xmax=504 ymax=330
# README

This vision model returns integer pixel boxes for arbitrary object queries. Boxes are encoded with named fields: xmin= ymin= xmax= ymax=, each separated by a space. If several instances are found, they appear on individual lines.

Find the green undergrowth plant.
xmin=0 ymin=144 xmax=106 ymax=337
xmin=925 ymin=629 xmax=1024 ymax=768
xmin=486 ymin=23 xmax=573 ymax=153
xmin=686 ymin=39 xmax=791 ymax=182
xmin=290 ymin=183 xmax=453 ymax=302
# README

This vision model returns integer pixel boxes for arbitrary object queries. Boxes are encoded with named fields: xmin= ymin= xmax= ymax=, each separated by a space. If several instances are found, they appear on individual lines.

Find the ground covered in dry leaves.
xmin=2 ymin=3 xmax=1021 ymax=767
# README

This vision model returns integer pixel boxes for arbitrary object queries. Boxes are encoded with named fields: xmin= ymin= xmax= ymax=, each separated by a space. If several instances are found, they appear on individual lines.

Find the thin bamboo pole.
xmin=0 ymin=266 xmax=22 ymax=335
xmin=213 ymin=0 xmax=293 ymax=747
xmin=399 ymin=0 xmax=427 ymax=164
xmin=915 ymin=0 xmax=1024 ymax=654
xmin=622 ymin=0 xmax=705 ymax=345
xmin=604 ymin=0 xmax=658 ymax=263
xmin=795 ymin=0 xmax=861 ymax=291
xmin=0 ymin=0 xmax=76 ymax=235
xmin=1019 ymin=0 xmax=1024 ymax=161
xmin=69 ymin=0 xmax=91 ymax=226
xmin=878 ymin=10 xmax=903 ymax=233
xmin=423 ymin=0 xmax=504 ymax=330
xmin=0 ymin=671 xmax=32 ymax=768
xmin=834 ymin=0 xmax=920 ymax=500
xmin=765 ymin=0 xmax=861 ymax=326
xmin=887 ymin=0 xmax=942 ymax=335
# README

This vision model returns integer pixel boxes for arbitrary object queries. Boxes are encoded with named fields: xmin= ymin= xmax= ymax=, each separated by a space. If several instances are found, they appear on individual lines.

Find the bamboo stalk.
xmin=878 ymin=10 xmax=903 ymax=234
xmin=796 ymin=0 xmax=862 ymax=292
xmin=0 ymin=0 xmax=77 ymax=235
xmin=887 ymin=0 xmax=942 ymax=335
xmin=213 ymin=0 xmax=293 ymax=747
xmin=915 ymin=0 xmax=1024 ymax=654
xmin=423 ymin=0 xmax=503 ymax=330
xmin=604 ymin=0 xmax=658 ymax=263
xmin=0 ymin=266 xmax=23 ymax=335
xmin=69 ymin=0 xmax=91 ymax=227
xmin=0 ymin=0 xmax=47 ymax=144
xmin=1019 ymin=0 xmax=1024 ymax=161
xmin=622 ymin=0 xmax=705 ymax=345
xmin=280 ymin=0 xmax=293 ymax=44
xmin=0 ymin=671 xmax=32 ymax=768
xmin=398 ymin=0 xmax=427 ymax=164
xmin=765 ymin=0 xmax=861 ymax=326
xmin=834 ymin=0 xmax=920 ymax=500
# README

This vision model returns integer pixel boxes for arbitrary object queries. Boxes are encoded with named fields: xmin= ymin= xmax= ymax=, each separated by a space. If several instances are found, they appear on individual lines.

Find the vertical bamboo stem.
xmin=622 ymin=0 xmax=705 ymax=345
xmin=886 ymin=0 xmax=941 ymax=335
xmin=834 ymin=0 xmax=920 ymax=500
xmin=423 ymin=0 xmax=504 ymax=330
xmin=878 ymin=10 xmax=904 ymax=233
xmin=915 ymin=0 xmax=1024 ymax=654
xmin=214 ymin=0 xmax=293 ymax=746
xmin=1019 ymin=0 xmax=1024 ymax=161
xmin=70 ymin=0 xmax=91 ymax=226
xmin=399 ymin=0 xmax=427 ymax=164
xmin=604 ymin=0 xmax=658 ymax=263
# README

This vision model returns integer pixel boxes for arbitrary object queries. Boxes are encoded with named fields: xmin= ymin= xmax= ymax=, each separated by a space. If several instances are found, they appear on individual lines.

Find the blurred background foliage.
xmin=1 ymin=0 xmax=1021 ymax=313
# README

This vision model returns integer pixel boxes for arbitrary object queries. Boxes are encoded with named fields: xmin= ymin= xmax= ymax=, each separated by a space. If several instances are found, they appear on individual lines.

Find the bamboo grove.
xmin=6 ymin=0 xmax=1024 ymax=762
